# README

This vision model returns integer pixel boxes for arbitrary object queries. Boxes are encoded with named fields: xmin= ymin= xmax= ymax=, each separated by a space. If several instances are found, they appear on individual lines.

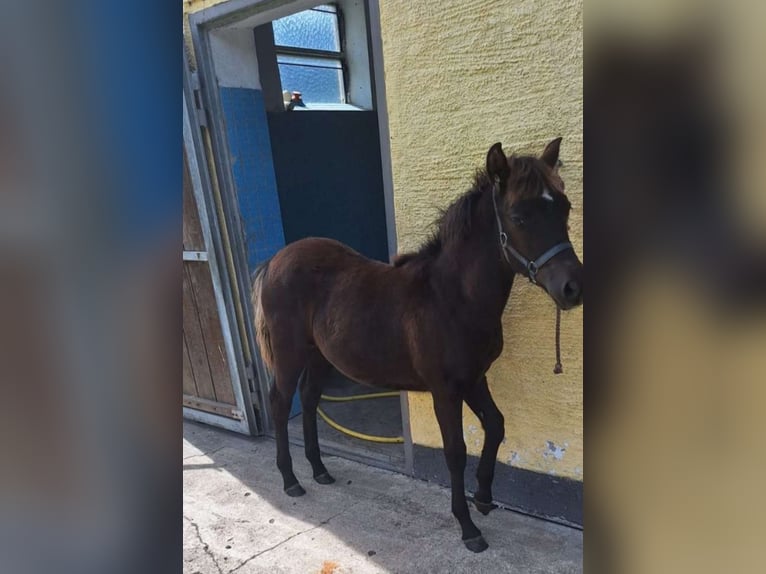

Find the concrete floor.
xmin=183 ymin=421 xmax=582 ymax=574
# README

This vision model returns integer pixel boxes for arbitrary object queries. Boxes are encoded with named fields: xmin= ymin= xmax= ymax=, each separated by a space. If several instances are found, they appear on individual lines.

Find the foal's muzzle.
xmin=560 ymin=276 xmax=583 ymax=308
xmin=547 ymin=260 xmax=583 ymax=310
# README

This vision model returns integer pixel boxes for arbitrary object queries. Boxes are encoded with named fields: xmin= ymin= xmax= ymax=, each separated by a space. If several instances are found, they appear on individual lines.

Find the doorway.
xmin=188 ymin=0 xmax=411 ymax=473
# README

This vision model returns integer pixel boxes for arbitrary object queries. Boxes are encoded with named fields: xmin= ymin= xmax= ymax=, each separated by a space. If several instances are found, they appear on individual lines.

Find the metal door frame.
xmin=183 ymin=58 xmax=259 ymax=435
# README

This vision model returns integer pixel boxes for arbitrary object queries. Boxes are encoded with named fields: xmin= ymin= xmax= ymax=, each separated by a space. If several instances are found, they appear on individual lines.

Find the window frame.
xmin=273 ymin=4 xmax=348 ymax=105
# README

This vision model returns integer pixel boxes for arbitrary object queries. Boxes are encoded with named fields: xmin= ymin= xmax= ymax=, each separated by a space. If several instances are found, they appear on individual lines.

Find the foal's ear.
xmin=541 ymin=137 xmax=563 ymax=169
xmin=486 ymin=142 xmax=510 ymax=183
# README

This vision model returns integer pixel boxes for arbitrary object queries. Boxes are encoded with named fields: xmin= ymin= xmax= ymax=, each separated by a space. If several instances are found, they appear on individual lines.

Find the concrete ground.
xmin=183 ymin=421 xmax=582 ymax=574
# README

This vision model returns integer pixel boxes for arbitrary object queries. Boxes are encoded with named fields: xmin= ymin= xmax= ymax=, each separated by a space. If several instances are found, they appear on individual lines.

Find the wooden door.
xmin=182 ymin=152 xmax=239 ymax=417
xmin=182 ymin=64 xmax=254 ymax=435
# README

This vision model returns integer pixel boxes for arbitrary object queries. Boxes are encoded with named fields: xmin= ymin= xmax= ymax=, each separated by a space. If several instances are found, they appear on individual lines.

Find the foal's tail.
xmin=251 ymin=260 xmax=274 ymax=372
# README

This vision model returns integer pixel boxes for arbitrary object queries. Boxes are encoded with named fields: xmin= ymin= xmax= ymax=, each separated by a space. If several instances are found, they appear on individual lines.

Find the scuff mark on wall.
xmin=465 ymin=423 xmax=482 ymax=449
xmin=544 ymin=440 xmax=568 ymax=461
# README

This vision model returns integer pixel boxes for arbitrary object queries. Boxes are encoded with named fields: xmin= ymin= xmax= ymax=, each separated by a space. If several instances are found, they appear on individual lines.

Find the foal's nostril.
xmin=563 ymin=279 xmax=581 ymax=303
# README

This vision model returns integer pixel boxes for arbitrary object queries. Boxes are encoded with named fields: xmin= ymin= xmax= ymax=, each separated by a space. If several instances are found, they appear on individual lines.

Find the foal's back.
xmin=265 ymin=237 xmax=396 ymax=304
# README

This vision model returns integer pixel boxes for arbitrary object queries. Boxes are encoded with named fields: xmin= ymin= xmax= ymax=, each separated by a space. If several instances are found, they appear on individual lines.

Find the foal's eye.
xmin=510 ymin=215 xmax=525 ymax=227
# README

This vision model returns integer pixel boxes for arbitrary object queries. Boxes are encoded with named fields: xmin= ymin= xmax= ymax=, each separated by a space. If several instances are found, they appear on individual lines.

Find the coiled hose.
xmin=317 ymin=391 xmax=404 ymax=444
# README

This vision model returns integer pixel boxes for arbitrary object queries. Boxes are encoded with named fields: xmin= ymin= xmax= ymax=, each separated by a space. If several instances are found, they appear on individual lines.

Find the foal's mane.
xmin=392 ymin=155 xmax=554 ymax=267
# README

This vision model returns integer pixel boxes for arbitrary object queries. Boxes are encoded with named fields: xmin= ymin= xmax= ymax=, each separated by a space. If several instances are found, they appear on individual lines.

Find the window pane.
xmin=278 ymin=55 xmax=344 ymax=104
xmin=272 ymin=5 xmax=340 ymax=52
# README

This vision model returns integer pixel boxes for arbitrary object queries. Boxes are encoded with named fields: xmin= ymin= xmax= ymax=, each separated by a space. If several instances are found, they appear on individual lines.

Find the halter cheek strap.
xmin=492 ymin=180 xmax=570 ymax=374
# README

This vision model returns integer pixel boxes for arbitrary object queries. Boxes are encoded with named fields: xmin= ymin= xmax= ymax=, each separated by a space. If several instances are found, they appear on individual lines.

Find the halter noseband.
xmin=491 ymin=180 xmax=573 ymax=285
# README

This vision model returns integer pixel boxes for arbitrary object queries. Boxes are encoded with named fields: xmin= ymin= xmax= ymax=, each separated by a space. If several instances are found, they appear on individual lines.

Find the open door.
xmin=183 ymin=57 xmax=260 ymax=435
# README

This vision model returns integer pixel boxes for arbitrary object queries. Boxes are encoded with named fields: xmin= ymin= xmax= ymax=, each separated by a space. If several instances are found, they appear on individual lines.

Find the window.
xmin=273 ymin=5 xmax=346 ymax=105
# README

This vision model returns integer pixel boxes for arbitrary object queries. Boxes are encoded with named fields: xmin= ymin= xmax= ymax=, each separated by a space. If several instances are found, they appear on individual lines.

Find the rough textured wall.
xmin=379 ymin=0 xmax=583 ymax=479
xmin=183 ymin=0 xmax=230 ymax=68
xmin=184 ymin=0 xmax=229 ymax=16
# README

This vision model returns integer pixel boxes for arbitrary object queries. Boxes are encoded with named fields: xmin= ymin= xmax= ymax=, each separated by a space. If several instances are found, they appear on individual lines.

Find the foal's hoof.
xmin=313 ymin=472 xmax=336 ymax=485
xmin=472 ymin=498 xmax=498 ymax=516
xmin=284 ymin=483 xmax=306 ymax=497
xmin=463 ymin=535 xmax=489 ymax=553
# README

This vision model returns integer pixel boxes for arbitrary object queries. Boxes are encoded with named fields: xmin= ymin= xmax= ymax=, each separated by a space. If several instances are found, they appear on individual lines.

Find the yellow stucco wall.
xmin=378 ymin=0 xmax=583 ymax=479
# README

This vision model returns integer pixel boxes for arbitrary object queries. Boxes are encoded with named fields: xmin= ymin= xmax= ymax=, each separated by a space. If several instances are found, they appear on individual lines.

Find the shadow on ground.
xmin=183 ymin=421 xmax=582 ymax=574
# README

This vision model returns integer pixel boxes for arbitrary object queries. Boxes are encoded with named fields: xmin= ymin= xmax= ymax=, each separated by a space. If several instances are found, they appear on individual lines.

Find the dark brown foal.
xmin=252 ymin=139 xmax=583 ymax=552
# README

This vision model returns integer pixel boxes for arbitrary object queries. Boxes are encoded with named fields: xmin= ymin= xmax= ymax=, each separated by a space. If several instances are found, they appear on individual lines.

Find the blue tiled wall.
xmin=219 ymin=87 xmax=285 ymax=271
xmin=219 ymin=87 xmax=300 ymax=416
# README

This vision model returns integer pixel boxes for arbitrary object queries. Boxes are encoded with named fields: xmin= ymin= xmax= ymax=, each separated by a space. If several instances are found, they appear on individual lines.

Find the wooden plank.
xmin=183 ymin=251 xmax=208 ymax=262
xmin=182 ymin=332 xmax=198 ymax=397
xmin=183 ymin=407 xmax=249 ymax=434
xmin=182 ymin=265 xmax=217 ymax=401
xmin=183 ymin=151 xmax=206 ymax=251
xmin=183 ymin=394 xmax=243 ymax=419
xmin=186 ymin=260 xmax=237 ymax=406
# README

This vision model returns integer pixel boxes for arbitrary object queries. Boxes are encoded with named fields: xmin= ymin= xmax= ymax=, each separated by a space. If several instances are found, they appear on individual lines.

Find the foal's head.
xmin=486 ymin=138 xmax=583 ymax=309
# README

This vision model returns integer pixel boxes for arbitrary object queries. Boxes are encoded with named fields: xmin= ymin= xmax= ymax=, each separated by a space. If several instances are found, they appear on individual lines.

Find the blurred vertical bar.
xmin=586 ymin=1 xmax=766 ymax=573
xmin=0 ymin=2 xmax=180 ymax=574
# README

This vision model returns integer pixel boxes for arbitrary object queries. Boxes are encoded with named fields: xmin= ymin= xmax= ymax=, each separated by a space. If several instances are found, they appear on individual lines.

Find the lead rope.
xmin=554 ymin=307 xmax=563 ymax=374
xmin=493 ymin=179 xmax=564 ymax=375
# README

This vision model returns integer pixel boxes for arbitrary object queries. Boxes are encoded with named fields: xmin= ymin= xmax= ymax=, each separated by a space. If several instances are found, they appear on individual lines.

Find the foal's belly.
xmin=329 ymin=363 xmax=426 ymax=392
xmin=316 ymin=341 xmax=426 ymax=392
xmin=312 ymin=318 xmax=427 ymax=392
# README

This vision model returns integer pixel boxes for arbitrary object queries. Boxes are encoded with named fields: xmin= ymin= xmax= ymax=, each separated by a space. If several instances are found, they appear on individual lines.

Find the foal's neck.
xmin=435 ymin=190 xmax=515 ymax=319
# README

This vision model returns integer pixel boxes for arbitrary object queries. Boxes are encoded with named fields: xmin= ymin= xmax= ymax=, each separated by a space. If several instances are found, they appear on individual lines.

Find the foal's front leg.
xmin=432 ymin=391 xmax=487 ymax=553
xmin=464 ymin=376 xmax=505 ymax=515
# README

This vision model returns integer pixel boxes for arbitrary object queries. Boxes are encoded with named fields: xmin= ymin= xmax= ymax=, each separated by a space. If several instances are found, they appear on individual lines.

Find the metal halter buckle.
xmin=526 ymin=261 xmax=538 ymax=284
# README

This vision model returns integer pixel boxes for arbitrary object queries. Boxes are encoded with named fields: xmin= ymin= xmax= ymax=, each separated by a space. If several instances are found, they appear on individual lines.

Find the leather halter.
xmin=491 ymin=180 xmax=573 ymax=285
xmin=491 ymin=179 xmax=571 ymax=374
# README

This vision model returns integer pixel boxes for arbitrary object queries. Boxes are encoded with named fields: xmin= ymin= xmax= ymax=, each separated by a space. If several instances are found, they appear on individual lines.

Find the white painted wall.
xmin=210 ymin=27 xmax=261 ymax=89
xmin=340 ymin=0 xmax=373 ymax=109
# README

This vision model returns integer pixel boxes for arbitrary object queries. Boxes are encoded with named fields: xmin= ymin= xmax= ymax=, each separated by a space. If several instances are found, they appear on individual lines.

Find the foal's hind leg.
xmin=300 ymin=353 xmax=335 ymax=484
xmin=270 ymin=358 xmax=307 ymax=497
xmin=464 ymin=376 xmax=505 ymax=515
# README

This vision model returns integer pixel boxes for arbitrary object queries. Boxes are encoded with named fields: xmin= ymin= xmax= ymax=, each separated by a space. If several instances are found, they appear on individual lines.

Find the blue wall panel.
xmin=219 ymin=88 xmax=299 ymax=417
xmin=219 ymin=87 xmax=285 ymax=271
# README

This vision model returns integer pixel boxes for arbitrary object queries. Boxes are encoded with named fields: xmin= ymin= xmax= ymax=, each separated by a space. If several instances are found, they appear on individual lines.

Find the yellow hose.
xmin=317 ymin=392 xmax=404 ymax=444
xmin=320 ymin=391 xmax=400 ymax=402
